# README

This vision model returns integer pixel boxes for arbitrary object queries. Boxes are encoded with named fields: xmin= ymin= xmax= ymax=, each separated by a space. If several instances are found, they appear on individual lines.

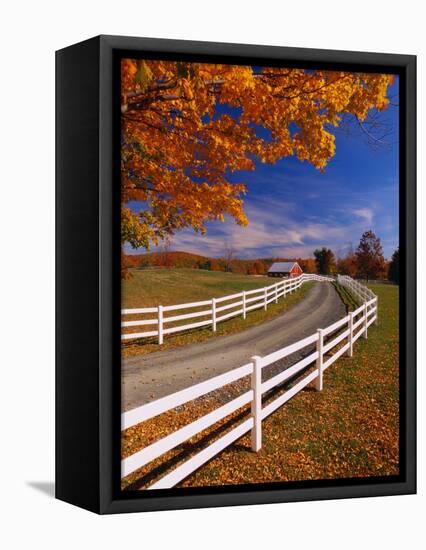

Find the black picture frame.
xmin=56 ymin=35 xmax=416 ymax=514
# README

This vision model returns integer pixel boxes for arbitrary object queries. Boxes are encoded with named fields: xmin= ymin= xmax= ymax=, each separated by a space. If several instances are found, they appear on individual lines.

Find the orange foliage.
xmin=210 ymin=258 xmax=221 ymax=272
xmin=298 ymin=258 xmax=316 ymax=274
xmin=121 ymin=60 xmax=393 ymax=251
xmin=337 ymin=252 xmax=358 ymax=278
xmin=121 ymin=251 xmax=139 ymax=278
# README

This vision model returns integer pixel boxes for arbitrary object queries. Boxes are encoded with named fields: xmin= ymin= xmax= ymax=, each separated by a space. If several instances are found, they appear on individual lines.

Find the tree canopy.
xmin=314 ymin=247 xmax=337 ymax=275
xmin=337 ymin=247 xmax=358 ymax=278
xmin=355 ymin=230 xmax=386 ymax=280
xmin=121 ymin=60 xmax=393 ymax=252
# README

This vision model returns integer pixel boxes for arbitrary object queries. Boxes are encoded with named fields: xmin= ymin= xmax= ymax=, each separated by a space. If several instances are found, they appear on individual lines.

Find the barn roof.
xmin=268 ymin=261 xmax=298 ymax=273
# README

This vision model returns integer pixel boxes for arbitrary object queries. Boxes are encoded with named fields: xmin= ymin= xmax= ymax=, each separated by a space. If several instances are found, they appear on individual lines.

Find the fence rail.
xmin=337 ymin=275 xmax=378 ymax=325
xmin=122 ymin=276 xmax=378 ymax=489
xmin=121 ymin=273 xmax=333 ymax=344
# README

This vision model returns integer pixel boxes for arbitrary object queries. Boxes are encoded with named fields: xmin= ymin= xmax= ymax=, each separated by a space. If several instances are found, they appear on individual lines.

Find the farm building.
xmin=267 ymin=261 xmax=303 ymax=278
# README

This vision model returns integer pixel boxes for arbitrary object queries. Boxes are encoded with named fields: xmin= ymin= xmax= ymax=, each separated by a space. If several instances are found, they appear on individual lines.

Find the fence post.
xmin=363 ymin=302 xmax=368 ymax=339
xmin=375 ymin=297 xmax=379 ymax=325
xmin=212 ymin=298 xmax=217 ymax=332
xmin=242 ymin=291 xmax=246 ymax=320
xmin=158 ymin=305 xmax=164 ymax=345
xmin=264 ymin=287 xmax=267 ymax=310
xmin=315 ymin=328 xmax=324 ymax=391
xmin=250 ymin=355 xmax=262 ymax=452
xmin=348 ymin=312 xmax=354 ymax=357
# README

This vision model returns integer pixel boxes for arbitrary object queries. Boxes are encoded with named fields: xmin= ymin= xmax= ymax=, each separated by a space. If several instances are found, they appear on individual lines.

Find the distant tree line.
xmin=123 ymin=230 xmax=399 ymax=284
xmin=314 ymin=230 xmax=399 ymax=284
xmin=123 ymin=249 xmax=319 ymax=276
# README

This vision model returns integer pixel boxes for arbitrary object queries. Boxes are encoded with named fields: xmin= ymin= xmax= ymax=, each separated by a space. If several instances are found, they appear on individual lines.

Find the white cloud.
xmin=164 ymin=201 xmax=356 ymax=259
xmin=126 ymin=196 xmax=390 ymax=259
xmin=352 ymin=208 xmax=374 ymax=225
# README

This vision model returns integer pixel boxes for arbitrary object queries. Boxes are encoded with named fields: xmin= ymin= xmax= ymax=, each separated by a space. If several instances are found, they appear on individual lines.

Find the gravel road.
xmin=121 ymin=282 xmax=345 ymax=411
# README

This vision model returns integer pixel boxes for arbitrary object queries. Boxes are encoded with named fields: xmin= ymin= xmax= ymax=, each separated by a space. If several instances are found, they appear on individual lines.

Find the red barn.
xmin=267 ymin=261 xmax=303 ymax=278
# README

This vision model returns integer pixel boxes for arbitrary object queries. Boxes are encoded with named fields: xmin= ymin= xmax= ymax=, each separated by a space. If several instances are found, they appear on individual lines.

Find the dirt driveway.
xmin=122 ymin=281 xmax=345 ymax=411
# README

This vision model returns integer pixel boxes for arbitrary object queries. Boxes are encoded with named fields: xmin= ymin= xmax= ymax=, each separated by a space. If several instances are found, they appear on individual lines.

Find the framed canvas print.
xmin=56 ymin=35 xmax=416 ymax=514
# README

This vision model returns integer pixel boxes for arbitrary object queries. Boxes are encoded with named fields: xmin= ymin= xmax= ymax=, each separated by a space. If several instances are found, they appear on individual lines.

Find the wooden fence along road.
xmin=121 ymin=276 xmax=378 ymax=489
xmin=122 ymin=273 xmax=333 ymax=344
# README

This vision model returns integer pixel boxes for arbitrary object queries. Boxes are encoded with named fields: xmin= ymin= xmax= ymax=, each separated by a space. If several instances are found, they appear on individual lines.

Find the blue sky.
xmin=125 ymin=75 xmax=399 ymax=261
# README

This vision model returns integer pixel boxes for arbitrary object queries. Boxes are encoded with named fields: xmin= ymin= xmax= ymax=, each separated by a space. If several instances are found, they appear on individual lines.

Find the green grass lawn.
xmin=121 ymin=268 xmax=313 ymax=357
xmin=122 ymin=267 xmax=272 ymax=308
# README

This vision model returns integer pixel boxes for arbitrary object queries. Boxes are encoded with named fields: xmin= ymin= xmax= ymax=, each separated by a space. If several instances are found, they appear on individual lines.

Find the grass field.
xmin=122 ymin=267 xmax=272 ymax=308
xmin=122 ymin=268 xmax=314 ymax=357
xmin=122 ymin=283 xmax=399 ymax=489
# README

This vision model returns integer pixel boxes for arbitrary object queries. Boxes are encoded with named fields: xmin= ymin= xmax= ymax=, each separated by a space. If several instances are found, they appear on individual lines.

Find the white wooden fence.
xmin=121 ymin=277 xmax=378 ymax=489
xmin=337 ymin=274 xmax=376 ymax=301
xmin=122 ymin=273 xmax=333 ymax=344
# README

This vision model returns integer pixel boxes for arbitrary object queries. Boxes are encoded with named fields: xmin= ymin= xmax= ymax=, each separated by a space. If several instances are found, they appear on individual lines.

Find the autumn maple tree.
xmin=121 ymin=60 xmax=393 ymax=256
